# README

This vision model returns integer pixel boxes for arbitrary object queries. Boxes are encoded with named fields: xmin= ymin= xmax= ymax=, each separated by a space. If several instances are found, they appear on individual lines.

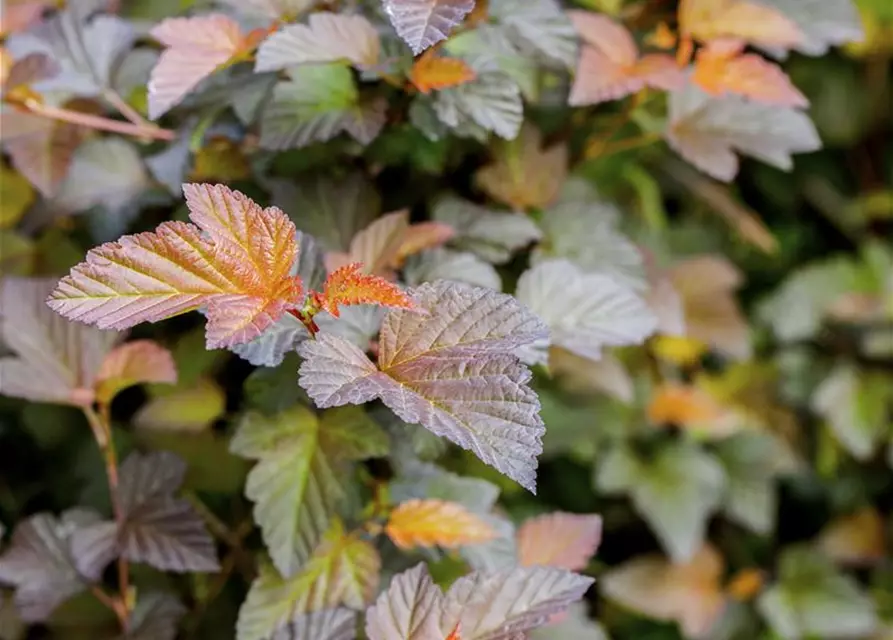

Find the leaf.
xmin=0 ymin=509 xmax=107 ymax=622
xmin=432 ymin=70 xmax=523 ymax=140
xmin=567 ymin=11 xmax=684 ymax=106
xmin=395 ymin=222 xmax=456 ymax=265
xmin=260 ymin=63 xmax=384 ymax=149
xmin=298 ymin=281 xmax=549 ymax=492
xmin=256 ymin=13 xmax=380 ymax=71
xmin=94 ymin=340 xmax=177 ymax=405
xmin=0 ymin=110 xmax=86 ymax=197
xmin=714 ymin=432 xmax=782 ymax=535
xmin=597 ymin=442 xmax=725 ymax=561
xmin=489 ymin=0 xmax=578 ymax=69
xmin=148 ymin=14 xmax=247 ymax=119
xmin=516 ymin=512 xmax=602 ymax=571
xmin=0 ymin=163 xmax=34 ymax=229
xmin=532 ymin=180 xmax=646 ymax=290
xmin=385 ymin=499 xmax=497 ymax=550
xmin=321 ymin=263 xmax=415 ymax=318
xmin=117 ymin=592 xmax=186 ymax=640
xmin=112 ymin=451 xmax=219 ymax=572
xmin=315 ymin=305 xmax=386 ymax=351
xmin=364 ymin=563 xmax=443 ymax=640
xmin=669 ymin=255 xmax=751 ymax=358
xmin=475 ymin=123 xmax=567 ymax=210
xmin=756 ymin=546 xmax=879 ymax=640
xmin=679 ymin=0 xmax=805 ymax=47
xmin=647 ymin=383 xmax=729 ymax=430
xmin=601 ymin=545 xmax=727 ymax=639
xmin=432 ymin=195 xmax=542 ymax=264
xmin=692 ymin=38 xmax=808 ymax=107
xmin=410 ymin=48 xmax=476 ymax=93
xmin=383 ymin=0 xmax=476 ymax=54
xmin=271 ymin=609 xmax=358 ymax=640
xmin=231 ymin=406 xmax=387 ymax=577
xmin=0 ymin=277 xmax=119 ymax=406
xmin=817 ymin=507 xmax=886 ymax=567
xmin=134 ymin=377 xmax=226 ymax=432
xmin=48 ymin=183 xmax=304 ymax=350
xmin=759 ymin=0 xmax=864 ymax=56
xmin=388 ymin=461 xmax=501 ymax=514
xmin=666 ymin=82 xmax=821 ymax=182
xmin=444 ymin=24 xmax=540 ymax=100
xmin=365 ymin=562 xmax=594 ymax=640
xmin=6 ymin=8 xmax=135 ymax=96
xmin=237 ymin=520 xmax=380 ymax=640
xmin=2 ymin=51 xmax=59 ymax=92
xmin=404 ymin=248 xmax=502 ymax=291
xmin=51 ymin=137 xmax=152 ymax=240
xmin=811 ymin=365 xmax=892 ymax=460
xmin=326 ymin=210 xmax=409 ymax=276
xmin=515 ymin=259 xmax=657 ymax=364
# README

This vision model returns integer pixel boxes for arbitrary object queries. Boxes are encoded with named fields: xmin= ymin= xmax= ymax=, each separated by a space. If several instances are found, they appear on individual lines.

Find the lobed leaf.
xmin=432 ymin=70 xmax=523 ymax=140
xmin=321 ymin=263 xmax=415 ymax=318
xmin=94 ymin=339 xmax=177 ymax=405
xmin=385 ymin=499 xmax=497 ymax=550
xmin=256 ymin=13 xmax=380 ymax=71
xmin=678 ymin=0 xmax=804 ymax=48
xmin=48 ymin=183 xmax=304 ymax=350
xmin=410 ymin=49 xmax=476 ymax=94
xmin=403 ymin=248 xmax=502 ymax=291
xmin=516 ymin=512 xmax=603 ymax=571
xmin=299 ymin=281 xmax=549 ymax=492
xmin=383 ymin=0 xmax=476 ymax=55
xmin=489 ymin=0 xmax=577 ymax=69
xmin=272 ymin=609 xmax=358 ymax=640
xmin=758 ymin=0 xmax=864 ymax=56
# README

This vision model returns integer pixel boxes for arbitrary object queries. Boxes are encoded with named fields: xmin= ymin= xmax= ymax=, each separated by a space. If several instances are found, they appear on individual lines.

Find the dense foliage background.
xmin=0 ymin=0 xmax=891 ymax=638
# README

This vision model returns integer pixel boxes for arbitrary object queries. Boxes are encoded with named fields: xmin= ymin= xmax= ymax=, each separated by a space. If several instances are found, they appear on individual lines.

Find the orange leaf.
xmin=679 ymin=0 xmax=803 ymax=48
xmin=385 ymin=499 xmax=497 ymax=550
xmin=646 ymin=22 xmax=678 ymax=50
xmin=817 ymin=507 xmax=887 ymax=567
xmin=647 ymin=383 xmax=727 ymax=427
xmin=517 ymin=512 xmax=603 ymax=571
xmin=410 ymin=49 xmax=476 ymax=94
xmin=49 ymin=184 xmax=304 ymax=349
xmin=394 ymin=221 xmax=455 ymax=266
xmin=445 ymin=624 xmax=462 ymax=640
xmin=94 ymin=340 xmax=178 ymax=405
xmin=726 ymin=568 xmax=765 ymax=601
xmin=321 ymin=262 xmax=414 ymax=318
xmin=568 ymin=11 xmax=685 ymax=106
xmin=692 ymin=38 xmax=808 ymax=107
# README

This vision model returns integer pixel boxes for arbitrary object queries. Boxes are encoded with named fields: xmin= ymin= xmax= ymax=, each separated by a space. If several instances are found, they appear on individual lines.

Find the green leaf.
xmin=432 ymin=71 xmax=523 ymax=140
xmin=489 ymin=0 xmax=578 ymax=69
xmin=237 ymin=519 xmax=380 ymax=640
xmin=714 ymin=432 xmax=784 ymax=535
xmin=231 ymin=405 xmax=387 ymax=577
xmin=596 ymin=442 xmax=725 ymax=562
xmin=757 ymin=546 xmax=878 ymax=640
xmin=260 ymin=64 xmax=383 ymax=150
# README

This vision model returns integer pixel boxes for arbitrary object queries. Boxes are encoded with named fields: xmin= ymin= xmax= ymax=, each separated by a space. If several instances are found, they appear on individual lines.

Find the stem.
xmin=102 ymin=89 xmax=152 ymax=129
xmin=83 ymin=405 xmax=131 ymax=629
xmin=22 ymin=98 xmax=175 ymax=141
xmin=586 ymin=131 xmax=660 ymax=160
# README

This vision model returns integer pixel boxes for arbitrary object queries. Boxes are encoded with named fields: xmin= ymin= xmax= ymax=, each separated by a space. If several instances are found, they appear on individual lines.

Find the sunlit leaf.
xmin=756 ymin=546 xmax=879 ymax=640
xmin=666 ymin=82 xmax=821 ymax=182
xmin=475 ymin=123 xmax=567 ymax=210
xmin=597 ymin=442 xmax=725 ymax=561
xmin=48 ymin=183 xmax=305 ymax=350
xmin=601 ymin=545 xmax=726 ymax=639
xmin=231 ymin=406 xmax=387 ymax=577
xmin=237 ymin=519 xmax=380 ymax=640
xmin=517 ymin=512 xmax=602 ymax=571
xmin=147 ymin=14 xmax=247 ymax=119
xmin=298 ymin=281 xmax=548 ymax=492
xmin=410 ymin=48 xmax=476 ymax=94
xmin=321 ymin=262 xmax=415 ymax=318
xmin=0 ymin=277 xmax=119 ymax=406
xmin=385 ymin=499 xmax=497 ymax=550
xmin=567 ymin=11 xmax=684 ymax=106
xmin=382 ymin=0 xmax=476 ymax=54
xmin=256 ymin=13 xmax=380 ymax=71
xmin=515 ymin=259 xmax=657 ymax=364
xmin=94 ymin=339 xmax=177 ymax=405
xmin=679 ymin=0 xmax=805 ymax=47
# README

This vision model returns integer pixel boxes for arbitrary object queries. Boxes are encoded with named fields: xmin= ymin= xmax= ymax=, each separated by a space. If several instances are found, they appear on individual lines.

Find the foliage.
xmin=0 ymin=0 xmax=890 ymax=639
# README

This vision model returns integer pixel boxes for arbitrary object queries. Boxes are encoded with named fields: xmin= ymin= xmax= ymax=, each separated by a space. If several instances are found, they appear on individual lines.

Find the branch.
xmin=21 ymin=98 xmax=175 ymax=141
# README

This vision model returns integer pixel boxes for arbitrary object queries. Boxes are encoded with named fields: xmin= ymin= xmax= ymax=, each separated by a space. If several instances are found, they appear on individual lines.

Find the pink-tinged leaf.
xmin=148 ymin=14 xmax=246 ymax=120
xmin=0 ymin=277 xmax=119 ymax=406
xmin=0 ymin=1 xmax=48 ymax=36
xmin=365 ymin=563 xmax=444 ymax=640
xmin=395 ymin=222 xmax=455 ymax=265
xmin=321 ymin=263 xmax=416 ymax=317
xmin=568 ymin=11 xmax=684 ymax=106
xmin=3 ymin=52 xmax=59 ymax=91
xmin=692 ymin=38 xmax=808 ymax=108
xmin=94 ymin=340 xmax=177 ymax=405
xmin=48 ymin=184 xmax=304 ymax=349
xmin=679 ymin=0 xmax=804 ymax=48
xmin=383 ymin=0 xmax=476 ymax=55
xmin=331 ymin=210 xmax=410 ymax=276
xmin=517 ymin=512 xmax=603 ymax=571
xmin=300 ymin=281 xmax=548 ymax=492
